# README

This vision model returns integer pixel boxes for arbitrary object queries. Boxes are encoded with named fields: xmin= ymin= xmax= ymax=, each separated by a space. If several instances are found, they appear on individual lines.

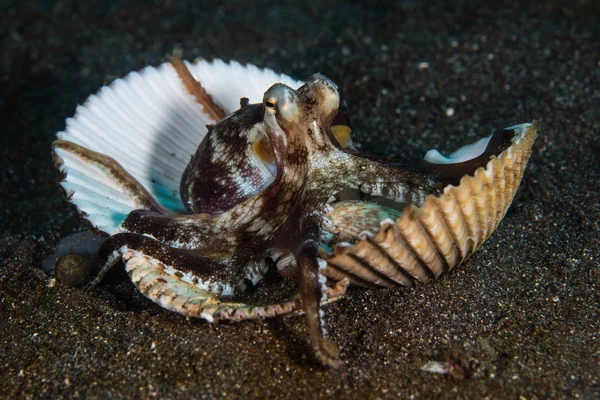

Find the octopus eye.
xmin=265 ymin=98 xmax=277 ymax=110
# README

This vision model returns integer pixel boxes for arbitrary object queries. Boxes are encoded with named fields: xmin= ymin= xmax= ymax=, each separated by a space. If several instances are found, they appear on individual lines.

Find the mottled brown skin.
xmin=57 ymin=70 xmax=521 ymax=367
xmin=180 ymin=103 xmax=273 ymax=214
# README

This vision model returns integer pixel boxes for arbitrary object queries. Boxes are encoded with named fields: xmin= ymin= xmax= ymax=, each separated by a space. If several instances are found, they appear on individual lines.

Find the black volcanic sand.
xmin=1 ymin=1 xmax=599 ymax=398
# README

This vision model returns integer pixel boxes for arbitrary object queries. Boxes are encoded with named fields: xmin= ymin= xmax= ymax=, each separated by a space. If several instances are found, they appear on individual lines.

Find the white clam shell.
xmin=54 ymin=60 xmax=302 ymax=234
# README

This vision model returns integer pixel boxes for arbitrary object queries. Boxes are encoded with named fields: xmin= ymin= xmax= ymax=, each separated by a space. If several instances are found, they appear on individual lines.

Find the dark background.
xmin=1 ymin=1 xmax=599 ymax=398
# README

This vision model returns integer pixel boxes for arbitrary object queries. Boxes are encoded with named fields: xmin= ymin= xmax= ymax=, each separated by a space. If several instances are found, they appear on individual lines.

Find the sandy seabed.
xmin=1 ymin=1 xmax=598 ymax=398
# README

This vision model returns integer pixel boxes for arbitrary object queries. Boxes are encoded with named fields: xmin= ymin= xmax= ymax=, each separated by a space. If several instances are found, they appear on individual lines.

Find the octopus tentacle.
xmin=168 ymin=56 xmax=227 ymax=122
xmin=328 ymin=150 xmax=446 ymax=203
xmin=325 ymin=126 xmax=523 ymax=208
xmin=53 ymin=140 xmax=168 ymax=214
xmin=124 ymin=251 xmax=297 ymax=321
xmin=125 ymin=251 xmax=348 ymax=322
xmin=297 ymin=237 xmax=342 ymax=368
xmin=54 ymin=232 xmax=232 ymax=289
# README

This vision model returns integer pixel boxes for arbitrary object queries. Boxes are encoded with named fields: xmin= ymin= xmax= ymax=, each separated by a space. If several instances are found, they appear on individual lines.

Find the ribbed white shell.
xmin=54 ymin=60 xmax=302 ymax=234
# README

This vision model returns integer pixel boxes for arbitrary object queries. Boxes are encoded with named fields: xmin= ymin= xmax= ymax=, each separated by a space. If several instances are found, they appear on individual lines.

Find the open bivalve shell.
xmin=321 ymin=123 xmax=536 ymax=288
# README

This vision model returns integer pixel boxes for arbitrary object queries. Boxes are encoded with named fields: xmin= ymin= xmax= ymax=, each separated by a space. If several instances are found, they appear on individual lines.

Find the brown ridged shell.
xmin=322 ymin=123 xmax=537 ymax=287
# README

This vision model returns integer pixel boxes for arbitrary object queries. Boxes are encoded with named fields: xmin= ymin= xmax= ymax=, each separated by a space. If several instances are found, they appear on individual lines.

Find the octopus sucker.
xmin=52 ymin=58 xmax=537 ymax=368
xmin=125 ymin=253 xmax=300 ymax=322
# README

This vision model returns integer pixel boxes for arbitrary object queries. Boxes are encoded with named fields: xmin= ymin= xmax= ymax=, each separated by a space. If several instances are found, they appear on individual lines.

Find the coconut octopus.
xmin=53 ymin=57 xmax=537 ymax=368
